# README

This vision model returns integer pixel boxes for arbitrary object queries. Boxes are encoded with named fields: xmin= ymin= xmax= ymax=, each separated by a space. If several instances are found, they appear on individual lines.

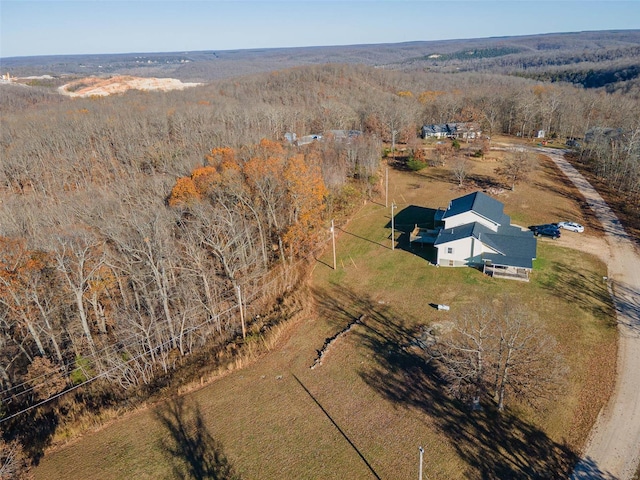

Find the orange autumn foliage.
xmin=258 ymin=138 xmax=284 ymax=156
xmin=205 ymin=147 xmax=235 ymax=166
xmin=0 ymin=237 xmax=47 ymax=277
xmin=0 ymin=237 xmax=52 ymax=325
xmin=171 ymin=148 xmax=244 ymax=206
xmin=191 ymin=166 xmax=221 ymax=196
xmin=220 ymin=157 xmax=241 ymax=175
xmin=418 ymin=90 xmax=447 ymax=104
xmin=169 ymin=140 xmax=328 ymax=256
xmin=532 ymin=85 xmax=553 ymax=97
xmin=86 ymin=263 xmax=118 ymax=322
xmin=243 ymin=155 xmax=283 ymax=190
xmin=168 ymin=177 xmax=201 ymax=207
xmin=282 ymin=154 xmax=327 ymax=252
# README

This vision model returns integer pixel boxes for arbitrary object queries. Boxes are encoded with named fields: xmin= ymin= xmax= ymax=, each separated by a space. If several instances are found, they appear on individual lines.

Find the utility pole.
xmin=418 ymin=446 xmax=424 ymax=480
xmin=236 ymin=285 xmax=246 ymax=339
xmin=387 ymin=128 xmax=397 ymax=209
xmin=385 ymin=166 xmax=388 ymax=208
xmin=391 ymin=202 xmax=397 ymax=251
xmin=392 ymin=129 xmax=398 ymax=162
xmin=331 ymin=219 xmax=336 ymax=270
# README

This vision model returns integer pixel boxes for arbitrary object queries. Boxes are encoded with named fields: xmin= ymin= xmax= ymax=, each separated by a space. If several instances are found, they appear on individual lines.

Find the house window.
xmin=449 ymin=260 xmax=454 ymax=266
xmin=447 ymin=247 xmax=454 ymax=254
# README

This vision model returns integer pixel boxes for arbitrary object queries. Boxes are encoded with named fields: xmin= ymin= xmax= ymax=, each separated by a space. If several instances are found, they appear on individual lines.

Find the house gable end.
xmin=442 ymin=191 xmax=507 ymax=230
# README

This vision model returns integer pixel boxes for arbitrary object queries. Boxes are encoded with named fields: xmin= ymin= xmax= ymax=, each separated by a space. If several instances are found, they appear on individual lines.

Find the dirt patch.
xmin=553 ymin=233 xmax=611 ymax=265
xmin=58 ymin=75 xmax=201 ymax=97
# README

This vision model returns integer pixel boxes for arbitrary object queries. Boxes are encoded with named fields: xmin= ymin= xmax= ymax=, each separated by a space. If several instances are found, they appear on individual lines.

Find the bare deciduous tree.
xmin=495 ymin=148 xmax=536 ymax=191
xmin=427 ymin=299 xmax=566 ymax=411
xmin=51 ymin=231 xmax=107 ymax=357
xmin=433 ymin=142 xmax=452 ymax=167
xmin=452 ymin=156 xmax=471 ymax=187
xmin=0 ymin=438 xmax=32 ymax=480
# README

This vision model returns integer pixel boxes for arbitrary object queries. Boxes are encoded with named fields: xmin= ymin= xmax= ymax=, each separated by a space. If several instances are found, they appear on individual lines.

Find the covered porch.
xmin=482 ymin=254 xmax=532 ymax=282
xmin=409 ymin=224 xmax=441 ymax=245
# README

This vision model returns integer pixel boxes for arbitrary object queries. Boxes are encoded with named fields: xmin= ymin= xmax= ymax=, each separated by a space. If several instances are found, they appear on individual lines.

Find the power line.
xmin=0 ymin=299 xmax=236 ymax=424
xmin=0 ymin=300 xmax=240 ymax=405
xmin=0 ymin=262 xmax=301 ymax=422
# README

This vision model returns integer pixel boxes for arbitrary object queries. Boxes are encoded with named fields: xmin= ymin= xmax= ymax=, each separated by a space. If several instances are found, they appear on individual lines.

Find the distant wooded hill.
xmin=2 ymin=30 xmax=640 ymax=91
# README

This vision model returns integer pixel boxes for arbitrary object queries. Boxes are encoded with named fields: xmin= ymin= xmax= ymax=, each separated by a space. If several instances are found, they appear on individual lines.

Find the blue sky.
xmin=1 ymin=1 xmax=639 ymax=58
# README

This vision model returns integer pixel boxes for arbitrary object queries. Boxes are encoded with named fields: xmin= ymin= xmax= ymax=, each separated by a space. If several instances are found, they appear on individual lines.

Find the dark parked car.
xmin=533 ymin=225 xmax=561 ymax=239
xmin=529 ymin=224 xmax=556 ymax=233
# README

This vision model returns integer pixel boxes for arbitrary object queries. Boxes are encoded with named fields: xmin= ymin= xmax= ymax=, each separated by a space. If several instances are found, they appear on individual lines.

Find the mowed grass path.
xmin=34 ymin=147 xmax=616 ymax=479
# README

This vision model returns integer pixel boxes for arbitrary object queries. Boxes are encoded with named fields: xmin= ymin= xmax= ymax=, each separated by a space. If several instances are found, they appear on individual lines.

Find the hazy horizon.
xmin=1 ymin=27 xmax=637 ymax=61
xmin=2 ymin=1 xmax=640 ymax=59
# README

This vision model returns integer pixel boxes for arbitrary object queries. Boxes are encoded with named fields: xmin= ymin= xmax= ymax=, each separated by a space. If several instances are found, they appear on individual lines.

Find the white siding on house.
xmin=437 ymin=237 xmax=473 ymax=266
xmin=437 ymin=235 xmax=501 ymax=266
xmin=444 ymin=212 xmax=499 ymax=232
xmin=425 ymin=191 xmax=536 ymax=275
xmin=470 ymin=237 xmax=483 ymax=258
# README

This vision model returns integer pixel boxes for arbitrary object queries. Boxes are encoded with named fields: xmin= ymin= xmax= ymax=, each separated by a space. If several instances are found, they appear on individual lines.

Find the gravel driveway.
xmin=533 ymin=148 xmax=640 ymax=480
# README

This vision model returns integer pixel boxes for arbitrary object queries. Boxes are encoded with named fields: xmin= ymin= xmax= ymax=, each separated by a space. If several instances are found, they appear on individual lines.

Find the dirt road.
xmin=533 ymin=148 xmax=640 ymax=480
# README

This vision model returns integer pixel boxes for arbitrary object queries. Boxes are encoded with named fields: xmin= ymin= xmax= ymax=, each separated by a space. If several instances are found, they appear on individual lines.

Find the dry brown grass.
xmin=33 ymin=142 xmax=617 ymax=480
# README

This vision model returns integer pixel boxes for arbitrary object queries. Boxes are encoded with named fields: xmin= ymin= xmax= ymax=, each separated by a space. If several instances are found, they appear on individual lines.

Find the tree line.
xmin=2 ymin=64 xmax=638 ymax=195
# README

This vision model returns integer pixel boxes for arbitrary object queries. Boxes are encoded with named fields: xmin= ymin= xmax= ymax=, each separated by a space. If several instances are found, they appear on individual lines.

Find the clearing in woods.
xmin=57 ymin=75 xmax=201 ymax=97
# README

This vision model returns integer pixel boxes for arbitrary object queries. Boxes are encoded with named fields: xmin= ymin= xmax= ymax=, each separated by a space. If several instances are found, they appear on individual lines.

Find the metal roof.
xmin=435 ymin=223 xmax=537 ymax=269
xmin=421 ymin=124 xmax=449 ymax=135
xmin=434 ymin=191 xmax=537 ymax=269
xmin=441 ymin=191 xmax=509 ymax=225
xmin=483 ymin=232 xmax=537 ymax=267
xmin=434 ymin=222 xmax=491 ymax=246
xmin=482 ymin=253 xmax=535 ymax=269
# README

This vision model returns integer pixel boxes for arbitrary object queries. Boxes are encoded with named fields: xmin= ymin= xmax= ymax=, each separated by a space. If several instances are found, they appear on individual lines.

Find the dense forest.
xmin=1 ymin=35 xmax=639 ymax=473
xmin=4 ymin=30 xmax=640 ymax=91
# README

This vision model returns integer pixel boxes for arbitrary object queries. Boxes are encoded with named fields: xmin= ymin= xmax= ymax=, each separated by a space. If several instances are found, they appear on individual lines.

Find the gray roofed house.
xmin=421 ymin=122 xmax=482 ymax=140
xmin=421 ymin=124 xmax=450 ymax=139
xmin=412 ymin=191 xmax=537 ymax=281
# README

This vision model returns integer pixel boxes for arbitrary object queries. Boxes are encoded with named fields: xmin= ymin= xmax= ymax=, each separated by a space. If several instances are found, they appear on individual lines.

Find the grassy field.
xmin=34 ymin=141 xmax=617 ymax=479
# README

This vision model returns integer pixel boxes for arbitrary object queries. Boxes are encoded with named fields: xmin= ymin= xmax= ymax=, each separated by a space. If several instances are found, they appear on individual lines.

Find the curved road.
xmin=533 ymin=148 xmax=640 ymax=480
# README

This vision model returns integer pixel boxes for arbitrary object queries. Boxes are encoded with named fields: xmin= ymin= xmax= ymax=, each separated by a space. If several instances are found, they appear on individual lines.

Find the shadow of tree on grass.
xmin=155 ymin=397 xmax=240 ymax=480
xmin=313 ymin=286 xmax=585 ymax=479
xmin=535 ymin=261 xmax=616 ymax=328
